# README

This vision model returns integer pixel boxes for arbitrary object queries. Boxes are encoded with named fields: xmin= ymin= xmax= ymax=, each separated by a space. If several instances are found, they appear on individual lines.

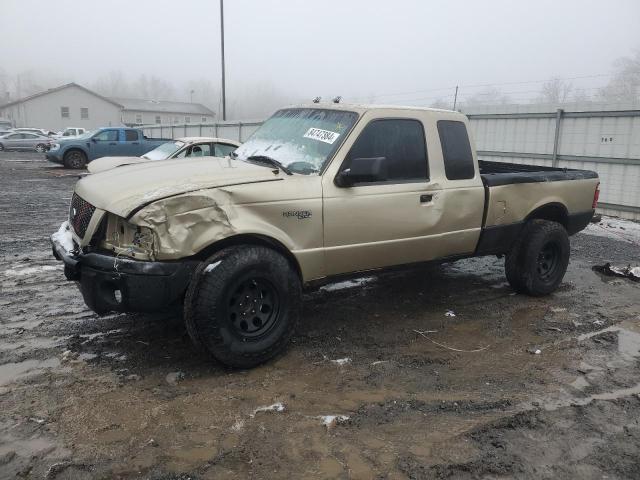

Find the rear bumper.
xmin=51 ymin=236 xmax=198 ymax=314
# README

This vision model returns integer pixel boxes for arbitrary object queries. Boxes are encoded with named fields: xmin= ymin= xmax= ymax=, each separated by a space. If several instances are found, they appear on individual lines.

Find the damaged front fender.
xmin=128 ymin=188 xmax=302 ymax=261
xmin=129 ymin=189 xmax=236 ymax=259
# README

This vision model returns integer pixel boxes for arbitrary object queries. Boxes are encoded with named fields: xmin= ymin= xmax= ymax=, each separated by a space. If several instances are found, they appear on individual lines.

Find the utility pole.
xmin=220 ymin=0 xmax=227 ymax=120
xmin=453 ymin=85 xmax=459 ymax=110
xmin=190 ymin=89 xmax=194 ymax=103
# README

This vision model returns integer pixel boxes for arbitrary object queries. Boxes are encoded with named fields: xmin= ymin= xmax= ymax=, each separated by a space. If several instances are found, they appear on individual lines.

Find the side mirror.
xmin=91 ymin=137 xmax=97 ymax=143
xmin=335 ymin=157 xmax=387 ymax=187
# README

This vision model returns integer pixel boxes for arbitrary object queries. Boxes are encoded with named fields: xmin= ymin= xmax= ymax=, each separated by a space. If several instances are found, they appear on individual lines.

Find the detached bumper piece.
xmin=51 ymin=237 xmax=198 ymax=315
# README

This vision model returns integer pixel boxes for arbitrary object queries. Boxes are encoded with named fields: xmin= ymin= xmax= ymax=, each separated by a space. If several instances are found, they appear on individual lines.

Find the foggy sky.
xmin=1 ymin=0 xmax=638 ymax=108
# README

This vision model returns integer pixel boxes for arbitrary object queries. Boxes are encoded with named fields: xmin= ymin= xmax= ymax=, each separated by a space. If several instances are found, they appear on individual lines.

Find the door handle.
xmin=109 ymin=142 xmax=117 ymax=145
xmin=132 ymin=142 xmax=140 ymax=145
xmin=420 ymin=194 xmax=433 ymax=203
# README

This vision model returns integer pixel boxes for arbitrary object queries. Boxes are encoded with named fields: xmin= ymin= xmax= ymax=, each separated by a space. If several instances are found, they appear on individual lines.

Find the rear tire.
xmin=504 ymin=219 xmax=570 ymax=296
xmin=35 ymin=144 xmax=46 ymax=153
xmin=184 ymin=246 xmax=301 ymax=368
xmin=63 ymin=150 xmax=87 ymax=169
xmin=0 ymin=143 xmax=4 ymax=151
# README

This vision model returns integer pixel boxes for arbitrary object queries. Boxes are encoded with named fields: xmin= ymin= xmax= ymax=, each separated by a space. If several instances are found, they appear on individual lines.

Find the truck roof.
xmin=288 ymin=102 xmax=464 ymax=117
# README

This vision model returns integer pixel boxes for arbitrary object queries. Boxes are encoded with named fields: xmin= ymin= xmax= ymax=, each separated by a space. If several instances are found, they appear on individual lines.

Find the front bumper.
xmin=46 ymin=151 xmax=63 ymax=164
xmin=51 ymin=236 xmax=198 ymax=314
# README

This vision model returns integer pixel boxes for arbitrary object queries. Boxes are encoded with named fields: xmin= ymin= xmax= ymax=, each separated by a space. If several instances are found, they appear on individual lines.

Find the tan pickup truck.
xmin=51 ymin=104 xmax=600 ymax=367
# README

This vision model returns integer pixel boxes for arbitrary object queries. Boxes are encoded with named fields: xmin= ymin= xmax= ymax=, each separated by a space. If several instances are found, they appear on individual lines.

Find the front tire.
xmin=63 ymin=150 xmax=87 ymax=169
xmin=505 ymin=219 xmax=570 ymax=296
xmin=184 ymin=246 xmax=301 ymax=368
xmin=0 ymin=143 xmax=4 ymax=151
xmin=35 ymin=144 xmax=47 ymax=153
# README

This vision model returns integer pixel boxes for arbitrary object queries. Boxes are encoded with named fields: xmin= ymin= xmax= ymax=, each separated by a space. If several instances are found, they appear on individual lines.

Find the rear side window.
xmin=438 ymin=120 xmax=475 ymax=180
xmin=344 ymin=119 xmax=428 ymax=183
xmin=215 ymin=143 xmax=237 ymax=157
xmin=125 ymin=130 xmax=139 ymax=141
xmin=94 ymin=130 xmax=119 ymax=141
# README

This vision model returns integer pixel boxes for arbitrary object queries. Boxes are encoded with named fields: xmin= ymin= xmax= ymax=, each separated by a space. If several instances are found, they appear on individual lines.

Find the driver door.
xmin=91 ymin=129 xmax=120 ymax=158
xmin=321 ymin=116 xmax=443 ymax=276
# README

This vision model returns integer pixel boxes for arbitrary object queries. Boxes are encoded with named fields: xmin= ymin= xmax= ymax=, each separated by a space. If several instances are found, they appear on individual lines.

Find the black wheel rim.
xmin=537 ymin=242 xmax=560 ymax=280
xmin=227 ymin=277 xmax=279 ymax=338
xmin=69 ymin=152 xmax=82 ymax=168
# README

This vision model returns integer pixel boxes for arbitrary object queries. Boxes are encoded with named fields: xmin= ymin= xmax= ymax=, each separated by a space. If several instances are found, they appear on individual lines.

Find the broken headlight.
xmin=101 ymin=214 xmax=156 ymax=260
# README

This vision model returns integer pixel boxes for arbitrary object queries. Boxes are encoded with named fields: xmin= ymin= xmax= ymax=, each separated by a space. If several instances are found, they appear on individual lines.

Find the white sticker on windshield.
xmin=303 ymin=128 xmax=340 ymax=144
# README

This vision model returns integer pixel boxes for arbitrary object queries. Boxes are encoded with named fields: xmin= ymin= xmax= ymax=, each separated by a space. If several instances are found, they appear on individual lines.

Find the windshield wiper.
xmin=246 ymin=155 xmax=293 ymax=175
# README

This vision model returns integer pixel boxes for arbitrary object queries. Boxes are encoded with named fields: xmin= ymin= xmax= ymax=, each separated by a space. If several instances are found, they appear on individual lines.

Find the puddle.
xmin=577 ymin=324 xmax=640 ymax=359
xmin=539 ymin=383 xmax=640 ymax=411
xmin=0 ymin=357 xmax=61 ymax=386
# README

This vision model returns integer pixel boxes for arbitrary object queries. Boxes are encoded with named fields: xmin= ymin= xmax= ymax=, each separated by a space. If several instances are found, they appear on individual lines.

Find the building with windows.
xmin=0 ymin=83 xmax=215 ymax=131
xmin=112 ymin=98 xmax=215 ymax=126
xmin=0 ymin=83 xmax=122 ymax=131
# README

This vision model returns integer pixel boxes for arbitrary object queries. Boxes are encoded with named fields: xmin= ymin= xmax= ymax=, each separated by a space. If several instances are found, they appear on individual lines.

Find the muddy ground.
xmin=1 ymin=151 xmax=639 ymax=480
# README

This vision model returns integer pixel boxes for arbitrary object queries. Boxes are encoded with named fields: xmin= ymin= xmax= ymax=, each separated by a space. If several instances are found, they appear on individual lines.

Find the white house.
xmin=0 ymin=83 xmax=122 ymax=131
xmin=0 ymin=83 xmax=216 ymax=131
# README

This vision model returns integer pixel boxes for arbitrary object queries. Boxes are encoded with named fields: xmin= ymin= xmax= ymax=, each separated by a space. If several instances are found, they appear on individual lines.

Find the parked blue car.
xmin=46 ymin=127 xmax=172 ymax=169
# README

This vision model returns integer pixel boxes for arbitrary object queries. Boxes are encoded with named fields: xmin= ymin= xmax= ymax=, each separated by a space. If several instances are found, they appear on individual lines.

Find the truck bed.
xmin=479 ymin=160 xmax=598 ymax=186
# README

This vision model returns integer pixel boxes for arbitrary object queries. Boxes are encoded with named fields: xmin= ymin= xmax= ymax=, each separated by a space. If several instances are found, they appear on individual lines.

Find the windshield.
xmin=234 ymin=108 xmax=359 ymax=174
xmin=142 ymin=141 xmax=186 ymax=160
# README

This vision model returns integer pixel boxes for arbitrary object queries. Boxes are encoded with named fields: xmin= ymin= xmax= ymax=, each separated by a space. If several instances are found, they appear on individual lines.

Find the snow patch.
xmin=319 ymin=415 xmax=349 ymax=427
xmin=320 ymin=276 xmax=375 ymax=292
xmin=231 ymin=418 xmax=245 ymax=432
xmin=251 ymin=402 xmax=285 ymax=417
xmin=51 ymin=221 xmax=75 ymax=252
xmin=4 ymin=265 xmax=59 ymax=276
xmin=583 ymin=216 xmax=640 ymax=244
xmin=331 ymin=357 xmax=351 ymax=366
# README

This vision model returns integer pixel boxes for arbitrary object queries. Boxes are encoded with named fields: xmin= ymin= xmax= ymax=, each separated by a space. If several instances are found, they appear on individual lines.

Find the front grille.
xmin=69 ymin=193 xmax=96 ymax=239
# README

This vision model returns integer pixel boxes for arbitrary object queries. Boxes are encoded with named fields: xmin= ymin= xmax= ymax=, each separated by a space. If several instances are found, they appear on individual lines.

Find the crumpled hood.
xmin=75 ymin=156 xmax=282 ymax=218
xmin=87 ymin=156 xmax=146 ymax=174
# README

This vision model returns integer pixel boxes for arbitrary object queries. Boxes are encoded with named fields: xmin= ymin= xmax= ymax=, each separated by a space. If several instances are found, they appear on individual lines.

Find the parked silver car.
xmin=13 ymin=128 xmax=56 ymax=137
xmin=0 ymin=132 xmax=52 ymax=152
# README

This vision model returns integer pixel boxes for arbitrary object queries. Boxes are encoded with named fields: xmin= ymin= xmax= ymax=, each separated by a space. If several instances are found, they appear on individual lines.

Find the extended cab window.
xmin=94 ymin=130 xmax=119 ymax=142
xmin=343 ymin=119 xmax=428 ymax=183
xmin=438 ymin=120 xmax=475 ymax=180
xmin=125 ymin=130 xmax=139 ymax=142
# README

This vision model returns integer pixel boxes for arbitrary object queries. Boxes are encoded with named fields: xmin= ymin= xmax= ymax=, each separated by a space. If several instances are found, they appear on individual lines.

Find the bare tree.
xmin=429 ymin=97 xmax=451 ymax=109
xmin=598 ymin=50 xmax=640 ymax=103
xmin=92 ymin=71 xmax=131 ymax=97
xmin=571 ymin=87 xmax=589 ymax=103
xmin=462 ymin=88 xmax=511 ymax=107
xmin=538 ymin=77 xmax=573 ymax=104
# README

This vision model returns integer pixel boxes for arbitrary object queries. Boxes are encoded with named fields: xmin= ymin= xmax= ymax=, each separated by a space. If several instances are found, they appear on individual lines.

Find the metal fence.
xmin=138 ymin=121 xmax=262 ymax=143
xmin=140 ymin=102 xmax=640 ymax=221
xmin=463 ymin=102 xmax=640 ymax=221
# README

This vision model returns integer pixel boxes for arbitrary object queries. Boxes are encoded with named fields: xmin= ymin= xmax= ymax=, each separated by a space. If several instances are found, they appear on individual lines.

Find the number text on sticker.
xmin=303 ymin=128 xmax=340 ymax=144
